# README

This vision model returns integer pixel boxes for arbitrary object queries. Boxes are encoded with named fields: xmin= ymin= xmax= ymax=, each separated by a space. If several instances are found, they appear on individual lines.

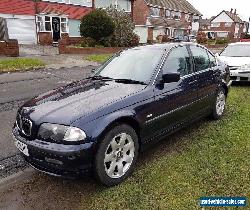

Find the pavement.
xmin=0 ymin=44 xmax=98 ymax=70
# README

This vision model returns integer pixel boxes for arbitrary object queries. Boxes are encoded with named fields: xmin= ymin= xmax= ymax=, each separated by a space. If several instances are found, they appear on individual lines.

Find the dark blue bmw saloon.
xmin=13 ymin=43 xmax=231 ymax=186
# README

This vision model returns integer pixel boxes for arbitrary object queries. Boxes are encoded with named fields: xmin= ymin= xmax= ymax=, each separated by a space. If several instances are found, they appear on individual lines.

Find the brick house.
xmin=201 ymin=9 xmax=249 ymax=41
xmin=0 ymin=0 xmax=133 ymax=45
xmin=132 ymin=0 xmax=202 ymax=43
xmin=0 ymin=0 xmax=93 ymax=45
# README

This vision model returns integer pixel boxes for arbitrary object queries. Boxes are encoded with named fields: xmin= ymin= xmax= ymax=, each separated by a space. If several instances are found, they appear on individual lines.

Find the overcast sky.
xmin=187 ymin=0 xmax=250 ymax=21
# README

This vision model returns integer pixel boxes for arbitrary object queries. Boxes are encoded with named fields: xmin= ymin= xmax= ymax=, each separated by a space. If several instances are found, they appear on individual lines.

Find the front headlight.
xmin=38 ymin=123 xmax=86 ymax=142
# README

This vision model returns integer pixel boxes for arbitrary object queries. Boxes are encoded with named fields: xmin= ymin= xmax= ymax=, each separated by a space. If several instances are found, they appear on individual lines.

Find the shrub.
xmin=197 ymin=31 xmax=207 ymax=44
xmin=80 ymin=37 xmax=96 ymax=47
xmin=80 ymin=9 xmax=115 ymax=42
xmin=106 ymin=6 xmax=140 ymax=47
xmin=206 ymin=39 xmax=216 ymax=45
xmin=162 ymin=35 xmax=170 ymax=43
xmin=156 ymin=35 xmax=163 ymax=43
xmin=100 ymin=37 xmax=112 ymax=47
xmin=216 ymin=38 xmax=229 ymax=45
xmin=243 ymin=33 xmax=250 ymax=39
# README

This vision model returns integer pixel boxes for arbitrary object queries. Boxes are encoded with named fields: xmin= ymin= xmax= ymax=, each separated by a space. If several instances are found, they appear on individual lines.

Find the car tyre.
xmin=94 ymin=124 xmax=139 ymax=186
xmin=211 ymin=88 xmax=226 ymax=120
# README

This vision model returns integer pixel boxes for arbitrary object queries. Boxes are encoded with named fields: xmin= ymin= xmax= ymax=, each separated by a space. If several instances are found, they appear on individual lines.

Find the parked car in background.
xmin=13 ymin=43 xmax=231 ymax=186
xmin=174 ymin=35 xmax=196 ymax=43
xmin=174 ymin=35 xmax=189 ymax=42
xmin=217 ymin=42 xmax=250 ymax=82
xmin=188 ymin=35 xmax=197 ymax=43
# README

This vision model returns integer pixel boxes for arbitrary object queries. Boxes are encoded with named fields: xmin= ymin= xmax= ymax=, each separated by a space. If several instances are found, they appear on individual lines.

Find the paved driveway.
xmin=0 ymin=45 xmax=98 ymax=70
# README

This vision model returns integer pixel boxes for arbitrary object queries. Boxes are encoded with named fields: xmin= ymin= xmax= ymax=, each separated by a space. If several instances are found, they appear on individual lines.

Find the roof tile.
xmin=146 ymin=0 xmax=202 ymax=15
xmin=0 ymin=0 xmax=35 ymax=16
xmin=36 ymin=2 xmax=92 ymax=20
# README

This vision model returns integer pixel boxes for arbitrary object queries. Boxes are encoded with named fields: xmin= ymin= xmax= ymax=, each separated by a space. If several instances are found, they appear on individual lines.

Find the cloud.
xmin=187 ymin=0 xmax=250 ymax=21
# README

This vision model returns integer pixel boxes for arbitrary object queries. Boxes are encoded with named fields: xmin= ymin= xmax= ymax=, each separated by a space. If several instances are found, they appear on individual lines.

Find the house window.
xmin=37 ymin=16 xmax=44 ymax=31
xmin=150 ymin=7 xmax=160 ymax=17
xmin=211 ymin=22 xmax=220 ymax=27
xmin=172 ymin=11 xmax=181 ymax=20
xmin=185 ymin=14 xmax=190 ymax=22
xmin=45 ymin=16 xmax=51 ymax=31
xmin=225 ymin=22 xmax=232 ymax=27
xmin=61 ymin=17 xmax=67 ymax=32
xmin=193 ymin=15 xmax=199 ymax=22
xmin=37 ymin=15 xmax=68 ymax=33
xmin=217 ymin=32 xmax=228 ymax=38
xmin=37 ymin=16 xmax=51 ymax=32
xmin=165 ymin=10 xmax=171 ymax=18
xmin=58 ymin=0 xmax=70 ymax=3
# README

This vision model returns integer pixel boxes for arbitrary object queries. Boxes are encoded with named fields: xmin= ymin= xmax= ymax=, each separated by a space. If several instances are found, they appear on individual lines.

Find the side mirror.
xmin=162 ymin=72 xmax=181 ymax=83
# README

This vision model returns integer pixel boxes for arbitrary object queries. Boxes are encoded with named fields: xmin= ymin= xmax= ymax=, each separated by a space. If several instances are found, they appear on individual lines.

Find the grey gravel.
xmin=0 ymin=154 xmax=27 ymax=179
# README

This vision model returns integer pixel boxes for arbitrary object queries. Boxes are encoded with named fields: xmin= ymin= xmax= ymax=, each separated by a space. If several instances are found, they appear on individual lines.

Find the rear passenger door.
xmin=189 ymin=45 xmax=218 ymax=112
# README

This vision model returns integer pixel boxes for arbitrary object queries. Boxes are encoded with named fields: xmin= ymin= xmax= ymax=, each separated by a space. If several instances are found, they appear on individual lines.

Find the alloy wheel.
xmin=216 ymin=91 xmax=226 ymax=116
xmin=104 ymin=133 xmax=135 ymax=179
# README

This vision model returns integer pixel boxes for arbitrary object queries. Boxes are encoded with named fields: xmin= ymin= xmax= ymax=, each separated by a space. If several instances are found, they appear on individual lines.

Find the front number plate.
xmin=14 ymin=138 xmax=29 ymax=156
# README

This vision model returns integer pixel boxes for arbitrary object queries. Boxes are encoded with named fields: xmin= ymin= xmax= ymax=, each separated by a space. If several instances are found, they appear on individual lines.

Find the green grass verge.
xmin=79 ymin=87 xmax=250 ymax=210
xmin=85 ymin=54 xmax=113 ymax=63
xmin=0 ymin=58 xmax=45 ymax=73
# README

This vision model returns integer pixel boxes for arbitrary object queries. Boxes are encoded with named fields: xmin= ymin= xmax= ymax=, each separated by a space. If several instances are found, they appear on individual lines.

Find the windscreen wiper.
xmin=114 ymin=79 xmax=147 ymax=85
xmin=89 ymin=75 xmax=114 ymax=81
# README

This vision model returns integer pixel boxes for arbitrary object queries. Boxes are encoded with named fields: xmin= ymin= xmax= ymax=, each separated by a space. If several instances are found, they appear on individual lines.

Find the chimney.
xmin=230 ymin=8 xmax=233 ymax=14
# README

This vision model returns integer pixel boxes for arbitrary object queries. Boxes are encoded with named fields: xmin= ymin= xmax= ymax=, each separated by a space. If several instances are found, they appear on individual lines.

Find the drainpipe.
xmin=34 ymin=0 xmax=39 ymax=44
xmin=131 ymin=0 xmax=134 ymax=21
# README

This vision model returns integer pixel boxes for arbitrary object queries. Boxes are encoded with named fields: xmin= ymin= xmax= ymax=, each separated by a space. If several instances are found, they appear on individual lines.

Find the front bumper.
xmin=230 ymin=70 xmax=250 ymax=82
xmin=12 ymin=127 xmax=95 ymax=177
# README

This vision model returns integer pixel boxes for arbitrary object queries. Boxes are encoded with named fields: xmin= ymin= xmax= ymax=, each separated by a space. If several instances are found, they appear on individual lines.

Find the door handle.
xmin=188 ymin=80 xmax=197 ymax=85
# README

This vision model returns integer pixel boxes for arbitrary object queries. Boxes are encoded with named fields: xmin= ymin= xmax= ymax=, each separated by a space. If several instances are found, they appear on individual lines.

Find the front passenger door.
xmin=150 ymin=46 xmax=198 ymax=137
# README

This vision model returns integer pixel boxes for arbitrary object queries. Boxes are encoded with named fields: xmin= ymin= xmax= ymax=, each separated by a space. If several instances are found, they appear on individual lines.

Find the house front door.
xmin=52 ymin=17 xmax=60 ymax=42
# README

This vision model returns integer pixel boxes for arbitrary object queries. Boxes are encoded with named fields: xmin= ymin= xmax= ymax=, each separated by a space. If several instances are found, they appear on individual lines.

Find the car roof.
xmin=132 ymin=42 xmax=199 ymax=51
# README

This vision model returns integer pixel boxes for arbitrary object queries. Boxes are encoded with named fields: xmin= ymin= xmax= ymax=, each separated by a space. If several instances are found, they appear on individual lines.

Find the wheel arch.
xmin=94 ymin=114 xmax=142 ymax=151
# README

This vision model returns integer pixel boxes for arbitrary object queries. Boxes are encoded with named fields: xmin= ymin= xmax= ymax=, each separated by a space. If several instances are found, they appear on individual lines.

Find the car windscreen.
xmin=95 ymin=48 xmax=164 ymax=83
xmin=220 ymin=44 xmax=250 ymax=57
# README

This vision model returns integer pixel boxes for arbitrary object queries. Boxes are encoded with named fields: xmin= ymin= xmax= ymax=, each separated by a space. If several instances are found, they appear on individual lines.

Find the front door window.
xmin=52 ymin=17 xmax=61 ymax=42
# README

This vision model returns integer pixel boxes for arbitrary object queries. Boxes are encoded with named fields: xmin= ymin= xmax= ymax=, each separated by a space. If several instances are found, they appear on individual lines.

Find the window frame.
xmin=172 ymin=11 xmax=181 ymax=20
xmin=161 ymin=45 xmax=193 ymax=77
xmin=36 ymin=15 xmax=69 ymax=33
xmin=165 ymin=10 xmax=171 ymax=19
xmin=207 ymin=51 xmax=217 ymax=68
xmin=150 ymin=7 xmax=160 ymax=17
xmin=211 ymin=22 xmax=220 ymax=28
xmin=189 ymin=45 xmax=211 ymax=73
xmin=225 ymin=22 xmax=232 ymax=27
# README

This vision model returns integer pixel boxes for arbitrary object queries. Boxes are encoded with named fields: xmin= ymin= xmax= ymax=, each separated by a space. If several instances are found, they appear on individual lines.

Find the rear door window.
xmin=208 ymin=51 xmax=217 ymax=67
xmin=190 ymin=46 xmax=210 ymax=72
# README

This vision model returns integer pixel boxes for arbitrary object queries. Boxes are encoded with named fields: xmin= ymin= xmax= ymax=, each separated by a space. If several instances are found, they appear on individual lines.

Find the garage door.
xmin=6 ymin=18 xmax=37 ymax=44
